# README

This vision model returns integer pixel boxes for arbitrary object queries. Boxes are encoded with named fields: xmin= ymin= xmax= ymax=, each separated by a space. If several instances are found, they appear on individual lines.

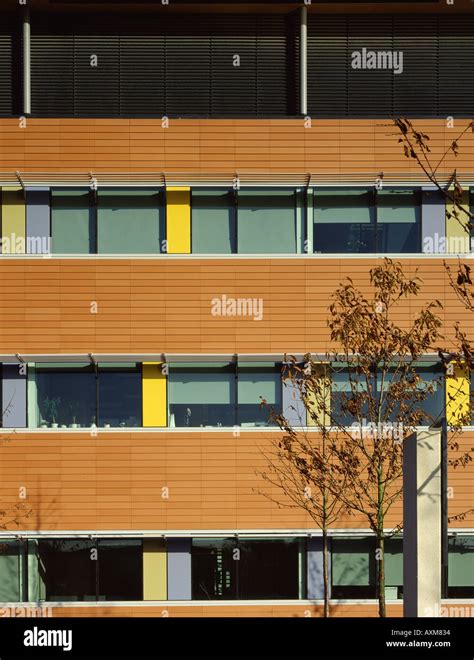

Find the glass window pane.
xmin=97 ymin=189 xmax=164 ymax=254
xmin=415 ymin=364 xmax=444 ymax=424
xmin=377 ymin=189 xmax=421 ymax=253
xmin=448 ymin=536 xmax=474 ymax=597
xmin=169 ymin=365 xmax=235 ymax=427
xmin=385 ymin=538 xmax=403 ymax=588
xmin=191 ymin=539 xmax=300 ymax=600
xmin=0 ymin=540 xmax=21 ymax=601
xmin=97 ymin=540 xmax=143 ymax=601
xmin=237 ymin=190 xmax=297 ymax=254
xmin=98 ymin=365 xmax=142 ymax=428
xmin=330 ymin=365 xmax=443 ymax=426
xmin=192 ymin=539 xmax=237 ymax=600
xmin=51 ymin=189 xmax=96 ymax=254
xmin=36 ymin=540 xmax=96 ymax=601
xmin=237 ymin=366 xmax=281 ymax=426
xmin=192 ymin=189 xmax=236 ymax=254
xmin=238 ymin=539 xmax=300 ymax=599
xmin=35 ymin=365 xmax=96 ymax=428
xmin=314 ymin=189 xmax=375 ymax=253
xmin=331 ymin=537 xmax=376 ymax=598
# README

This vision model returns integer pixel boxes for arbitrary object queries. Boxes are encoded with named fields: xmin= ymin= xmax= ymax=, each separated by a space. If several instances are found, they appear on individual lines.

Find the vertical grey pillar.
xmin=307 ymin=536 xmax=330 ymax=600
xmin=403 ymin=429 xmax=442 ymax=617
xmin=421 ymin=187 xmax=446 ymax=254
xmin=167 ymin=538 xmax=192 ymax=600
xmin=300 ymin=6 xmax=308 ymax=116
xmin=26 ymin=188 xmax=50 ymax=254
xmin=2 ymin=364 xmax=27 ymax=428
xmin=282 ymin=375 xmax=306 ymax=427
xmin=23 ymin=5 xmax=31 ymax=116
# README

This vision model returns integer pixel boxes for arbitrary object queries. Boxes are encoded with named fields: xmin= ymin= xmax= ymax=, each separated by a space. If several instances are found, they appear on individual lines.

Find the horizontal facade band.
xmin=0 ymin=529 xmax=472 ymax=540
xmin=2 ymin=172 xmax=474 ymax=188
xmin=2 ymin=426 xmax=473 ymax=434
xmin=0 ymin=353 xmax=445 ymax=364
xmin=0 ymin=253 xmax=472 ymax=260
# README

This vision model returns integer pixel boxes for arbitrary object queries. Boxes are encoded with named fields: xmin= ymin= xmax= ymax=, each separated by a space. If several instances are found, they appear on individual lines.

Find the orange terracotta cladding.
xmin=0 ymin=258 xmax=470 ymax=354
xmin=0 ymin=430 xmax=472 ymax=531
xmin=32 ymin=602 xmax=474 ymax=618
xmin=44 ymin=604 xmax=406 ymax=618
xmin=0 ymin=118 xmax=473 ymax=175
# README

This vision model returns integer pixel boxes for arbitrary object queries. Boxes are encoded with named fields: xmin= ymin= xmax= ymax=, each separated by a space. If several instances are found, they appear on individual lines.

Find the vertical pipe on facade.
xmin=300 ymin=6 xmax=308 ymax=116
xmin=23 ymin=5 xmax=31 ymax=115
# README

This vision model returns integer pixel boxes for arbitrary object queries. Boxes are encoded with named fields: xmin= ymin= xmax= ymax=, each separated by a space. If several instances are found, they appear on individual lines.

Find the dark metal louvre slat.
xmin=347 ymin=15 xmax=393 ymax=117
xmin=210 ymin=15 xmax=257 ymax=116
xmin=308 ymin=15 xmax=348 ymax=116
xmin=119 ymin=36 xmax=165 ymax=115
xmin=31 ymin=36 xmax=74 ymax=116
xmin=0 ymin=34 xmax=13 ymax=116
xmin=165 ymin=16 xmax=211 ymax=117
xmin=256 ymin=15 xmax=288 ymax=116
xmin=393 ymin=16 xmax=438 ymax=117
xmin=438 ymin=15 xmax=474 ymax=116
xmin=74 ymin=36 xmax=120 ymax=116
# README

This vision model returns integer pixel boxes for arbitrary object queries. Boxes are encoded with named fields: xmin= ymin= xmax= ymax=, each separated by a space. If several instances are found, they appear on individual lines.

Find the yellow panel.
xmin=446 ymin=361 xmax=470 ymax=426
xmin=446 ymin=190 xmax=470 ymax=254
xmin=143 ymin=539 xmax=167 ymax=601
xmin=143 ymin=362 xmax=167 ymax=427
xmin=306 ymin=365 xmax=331 ymax=427
xmin=2 ymin=187 xmax=26 ymax=254
xmin=166 ymin=187 xmax=191 ymax=254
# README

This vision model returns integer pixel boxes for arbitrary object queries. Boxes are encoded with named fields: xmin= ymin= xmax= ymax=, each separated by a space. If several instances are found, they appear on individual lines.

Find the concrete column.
xmin=403 ymin=429 xmax=442 ymax=617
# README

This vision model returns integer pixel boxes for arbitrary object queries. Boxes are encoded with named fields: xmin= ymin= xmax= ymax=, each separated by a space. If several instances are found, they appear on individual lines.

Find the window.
xmin=330 ymin=364 xmax=444 ymax=426
xmin=168 ymin=363 xmax=281 ymax=427
xmin=97 ymin=189 xmax=164 ymax=254
xmin=30 ymin=539 xmax=143 ymax=602
xmin=169 ymin=363 xmax=236 ymax=428
xmin=98 ymin=364 xmax=142 ymax=427
xmin=331 ymin=537 xmax=402 ymax=599
xmin=314 ymin=189 xmax=376 ymax=254
xmin=314 ymin=188 xmax=421 ymax=254
xmin=51 ymin=189 xmax=96 ymax=254
xmin=377 ymin=189 xmax=421 ymax=253
xmin=385 ymin=537 xmax=403 ymax=600
xmin=192 ymin=190 xmax=236 ymax=254
xmin=448 ymin=536 xmax=474 ymax=598
xmin=34 ymin=540 xmax=96 ymax=601
xmin=237 ymin=190 xmax=297 ymax=254
xmin=34 ymin=363 xmax=96 ymax=429
xmin=31 ymin=363 xmax=142 ymax=428
xmin=97 ymin=540 xmax=143 ymax=601
xmin=192 ymin=538 xmax=301 ymax=600
xmin=331 ymin=537 xmax=376 ymax=599
xmin=0 ymin=540 xmax=22 ymax=601
xmin=237 ymin=364 xmax=281 ymax=426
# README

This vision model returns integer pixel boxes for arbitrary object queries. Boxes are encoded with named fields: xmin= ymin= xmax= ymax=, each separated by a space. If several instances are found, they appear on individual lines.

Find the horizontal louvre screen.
xmin=30 ymin=13 xmax=292 ymax=117
xmin=74 ymin=36 xmax=120 ymax=116
xmin=31 ymin=36 xmax=74 ymax=116
xmin=26 ymin=12 xmax=474 ymax=118
xmin=120 ymin=36 xmax=165 ymax=116
xmin=0 ymin=32 xmax=13 ymax=116
xmin=439 ymin=16 xmax=474 ymax=116
xmin=308 ymin=14 xmax=473 ymax=118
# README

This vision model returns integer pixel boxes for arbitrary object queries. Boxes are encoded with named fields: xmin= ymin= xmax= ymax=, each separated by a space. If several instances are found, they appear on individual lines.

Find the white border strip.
xmin=1 ymin=529 xmax=472 ymax=539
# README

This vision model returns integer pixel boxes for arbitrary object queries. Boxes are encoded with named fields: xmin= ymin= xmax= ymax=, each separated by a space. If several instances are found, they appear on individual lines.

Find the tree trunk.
xmin=322 ymin=528 xmax=330 ymax=617
xmin=376 ymin=533 xmax=386 ymax=617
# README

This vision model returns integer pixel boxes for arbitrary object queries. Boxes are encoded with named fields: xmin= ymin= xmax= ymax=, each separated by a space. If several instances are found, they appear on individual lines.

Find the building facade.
xmin=0 ymin=0 xmax=472 ymax=618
